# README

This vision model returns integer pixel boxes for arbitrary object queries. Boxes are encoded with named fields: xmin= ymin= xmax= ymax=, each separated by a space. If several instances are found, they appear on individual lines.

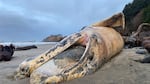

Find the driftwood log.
xmin=15 ymin=45 xmax=37 ymax=51
xmin=124 ymin=23 xmax=150 ymax=49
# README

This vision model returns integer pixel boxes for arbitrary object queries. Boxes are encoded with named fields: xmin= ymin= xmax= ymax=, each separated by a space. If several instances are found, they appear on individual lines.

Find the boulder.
xmin=0 ymin=44 xmax=15 ymax=61
xmin=142 ymin=37 xmax=150 ymax=53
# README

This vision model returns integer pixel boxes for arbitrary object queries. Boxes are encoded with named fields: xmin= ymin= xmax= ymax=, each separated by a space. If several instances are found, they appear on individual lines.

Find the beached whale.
xmin=15 ymin=13 xmax=124 ymax=84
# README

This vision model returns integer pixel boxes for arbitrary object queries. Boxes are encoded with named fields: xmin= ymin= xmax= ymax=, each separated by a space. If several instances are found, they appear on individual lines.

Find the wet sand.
xmin=0 ymin=44 xmax=150 ymax=84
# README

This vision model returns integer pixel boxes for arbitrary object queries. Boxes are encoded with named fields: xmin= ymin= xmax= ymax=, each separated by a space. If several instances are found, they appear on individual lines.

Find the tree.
xmin=123 ymin=0 xmax=150 ymax=34
xmin=143 ymin=5 xmax=150 ymax=23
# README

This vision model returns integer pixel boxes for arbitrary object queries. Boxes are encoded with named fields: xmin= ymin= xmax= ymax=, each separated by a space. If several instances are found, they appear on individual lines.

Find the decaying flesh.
xmin=14 ymin=13 xmax=124 ymax=84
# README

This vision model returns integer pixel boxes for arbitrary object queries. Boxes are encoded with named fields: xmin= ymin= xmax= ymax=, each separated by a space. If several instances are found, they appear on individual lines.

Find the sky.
xmin=0 ymin=0 xmax=133 ymax=42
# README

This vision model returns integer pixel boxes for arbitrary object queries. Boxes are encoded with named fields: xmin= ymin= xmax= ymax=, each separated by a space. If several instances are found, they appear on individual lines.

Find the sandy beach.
xmin=0 ymin=44 xmax=150 ymax=84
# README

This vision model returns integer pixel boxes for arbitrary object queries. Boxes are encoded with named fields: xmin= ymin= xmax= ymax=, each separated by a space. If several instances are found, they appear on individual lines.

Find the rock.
xmin=42 ymin=34 xmax=65 ymax=42
xmin=0 ymin=44 xmax=15 ymax=61
xmin=139 ymin=54 xmax=150 ymax=63
xmin=136 ymin=49 xmax=147 ymax=54
xmin=142 ymin=37 xmax=150 ymax=53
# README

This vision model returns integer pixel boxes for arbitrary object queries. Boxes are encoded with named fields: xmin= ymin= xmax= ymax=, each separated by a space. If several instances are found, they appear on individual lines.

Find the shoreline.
xmin=0 ymin=44 xmax=54 ymax=84
xmin=0 ymin=44 xmax=150 ymax=84
xmin=0 ymin=42 xmax=57 ymax=46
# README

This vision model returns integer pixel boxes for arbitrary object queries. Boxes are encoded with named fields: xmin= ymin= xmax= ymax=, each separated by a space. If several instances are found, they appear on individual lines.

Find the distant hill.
xmin=42 ymin=34 xmax=65 ymax=42
xmin=123 ymin=0 xmax=150 ymax=35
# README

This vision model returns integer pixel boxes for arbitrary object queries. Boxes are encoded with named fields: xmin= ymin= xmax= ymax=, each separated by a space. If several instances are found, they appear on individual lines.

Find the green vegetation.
xmin=123 ymin=0 xmax=150 ymax=21
xmin=143 ymin=5 xmax=150 ymax=23
xmin=122 ymin=0 xmax=150 ymax=34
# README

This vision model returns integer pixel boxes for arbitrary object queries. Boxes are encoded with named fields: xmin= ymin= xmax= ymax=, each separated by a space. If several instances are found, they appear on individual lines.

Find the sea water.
xmin=0 ymin=42 xmax=57 ymax=46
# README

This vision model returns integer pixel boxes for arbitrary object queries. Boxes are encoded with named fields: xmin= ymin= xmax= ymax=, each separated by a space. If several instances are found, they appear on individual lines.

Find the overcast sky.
xmin=0 ymin=0 xmax=132 ymax=42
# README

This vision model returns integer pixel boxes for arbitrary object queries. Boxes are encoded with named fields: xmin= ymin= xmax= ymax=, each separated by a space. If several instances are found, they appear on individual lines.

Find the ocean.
xmin=0 ymin=42 xmax=57 ymax=46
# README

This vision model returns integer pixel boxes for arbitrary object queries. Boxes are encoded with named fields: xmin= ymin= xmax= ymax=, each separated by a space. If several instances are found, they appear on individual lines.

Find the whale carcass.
xmin=15 ymin=13 xmax=125 ymax=84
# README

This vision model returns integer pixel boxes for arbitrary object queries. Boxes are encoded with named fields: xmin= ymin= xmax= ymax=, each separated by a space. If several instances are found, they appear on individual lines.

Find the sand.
xmin=0 ymin=44 xmax=150 ymax=84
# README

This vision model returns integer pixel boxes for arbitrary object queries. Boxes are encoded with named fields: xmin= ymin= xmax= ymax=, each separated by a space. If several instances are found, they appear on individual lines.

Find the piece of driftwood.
xmin=15 ymin=45 xmax=37 ymax=51
xmin=124 ymin=23 xmax=150 ymax=49
xmin=124 ymin=23 xmax=150 ymax=63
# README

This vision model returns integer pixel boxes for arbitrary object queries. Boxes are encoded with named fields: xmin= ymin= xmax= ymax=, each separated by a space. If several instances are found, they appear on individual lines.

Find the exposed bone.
xmin=14 ymin=33 xmax=83 ymax=79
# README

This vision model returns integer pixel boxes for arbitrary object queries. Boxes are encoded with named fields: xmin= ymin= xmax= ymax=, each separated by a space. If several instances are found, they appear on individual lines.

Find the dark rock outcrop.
xmin=142 ymin=38 xmax=150 ymax=53
xmin=0 ymin=44 xmax=15 ymax=61
xmin=42 ymin=34 xmax=65 ymax=42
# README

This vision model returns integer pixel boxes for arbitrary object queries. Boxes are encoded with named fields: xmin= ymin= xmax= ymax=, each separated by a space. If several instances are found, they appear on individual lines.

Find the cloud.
xmin=0 ymin=0 xmax=133 ymax=41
